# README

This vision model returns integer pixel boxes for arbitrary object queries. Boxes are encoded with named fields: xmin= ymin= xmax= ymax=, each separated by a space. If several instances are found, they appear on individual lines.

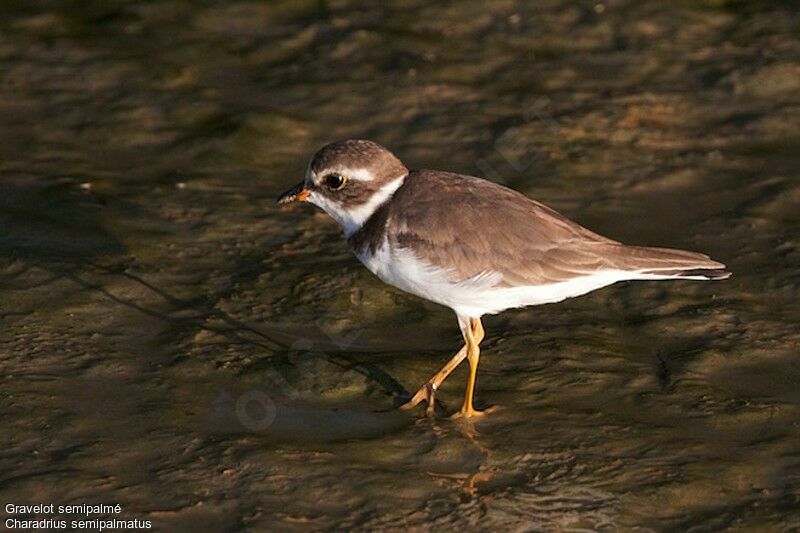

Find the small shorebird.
xmin=278 ymin=140 xmax=729 ymax=418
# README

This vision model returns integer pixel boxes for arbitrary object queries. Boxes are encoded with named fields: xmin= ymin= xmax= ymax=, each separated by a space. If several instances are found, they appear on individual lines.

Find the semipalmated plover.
xmin=278 ymin=140 xmax=729 ymax=418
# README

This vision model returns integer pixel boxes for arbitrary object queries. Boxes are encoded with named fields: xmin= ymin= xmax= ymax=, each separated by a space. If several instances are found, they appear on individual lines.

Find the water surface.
xmin=1 ymin=0 xmax=799 ymax=530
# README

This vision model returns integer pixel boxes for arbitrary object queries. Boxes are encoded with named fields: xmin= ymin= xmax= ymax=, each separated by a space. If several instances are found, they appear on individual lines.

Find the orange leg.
xmin=400 ymin=316 xmax=486 ymax=416
xmin=400 ymin=344 xmax=467 ymax=415
xmin=400 ymin=316 xmax=485 ymax=418
xmin=453 ymin=317 xmax=487 ymax=418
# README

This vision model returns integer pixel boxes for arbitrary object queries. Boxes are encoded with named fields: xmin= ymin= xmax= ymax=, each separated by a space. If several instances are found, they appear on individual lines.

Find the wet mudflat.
xmin=1 ymin=0 xmax=799 ymax=530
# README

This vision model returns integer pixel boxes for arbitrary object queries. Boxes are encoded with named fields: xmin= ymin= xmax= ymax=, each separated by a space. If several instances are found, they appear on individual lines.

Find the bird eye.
xmin=324 ymin=173 xmax=346 ymax=190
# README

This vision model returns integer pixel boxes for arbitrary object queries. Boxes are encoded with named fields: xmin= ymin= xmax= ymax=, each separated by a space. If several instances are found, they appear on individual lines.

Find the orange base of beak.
xmin=277 ymin=182 xmax=311 ymax=204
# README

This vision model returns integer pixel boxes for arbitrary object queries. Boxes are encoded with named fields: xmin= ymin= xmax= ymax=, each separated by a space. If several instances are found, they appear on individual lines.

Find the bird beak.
xmin=277 ymin=181 xmax=310 ymax=204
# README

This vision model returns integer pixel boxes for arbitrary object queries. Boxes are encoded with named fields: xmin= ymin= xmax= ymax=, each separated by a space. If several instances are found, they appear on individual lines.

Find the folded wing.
xmin=387 ymin=171 xmax=729 ymax=287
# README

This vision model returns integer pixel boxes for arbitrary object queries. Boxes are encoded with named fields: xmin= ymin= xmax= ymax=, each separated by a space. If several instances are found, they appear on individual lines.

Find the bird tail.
xmin=611 ymin=245 xmax=731 ymax=280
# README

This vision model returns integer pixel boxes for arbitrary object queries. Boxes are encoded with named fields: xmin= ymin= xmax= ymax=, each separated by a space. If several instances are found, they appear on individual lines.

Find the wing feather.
xmin=385 ymin=171 xmax=619 ymax=287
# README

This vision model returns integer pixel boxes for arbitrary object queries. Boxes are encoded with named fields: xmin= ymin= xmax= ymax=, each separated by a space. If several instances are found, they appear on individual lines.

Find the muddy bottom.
xmin=1 ymin=0 xmax=799 ymax=530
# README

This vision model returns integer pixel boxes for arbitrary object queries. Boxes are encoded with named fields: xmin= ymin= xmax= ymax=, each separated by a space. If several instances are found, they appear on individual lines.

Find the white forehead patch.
xmin=340 ymin=168 xmax=375 ymax=182
xmin=309 ymin=166 xmax=375 ymax=183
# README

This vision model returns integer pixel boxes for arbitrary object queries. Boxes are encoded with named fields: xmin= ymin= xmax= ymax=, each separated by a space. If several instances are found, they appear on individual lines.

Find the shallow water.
xmin=1 ymin=0 xmax=799 ymax=530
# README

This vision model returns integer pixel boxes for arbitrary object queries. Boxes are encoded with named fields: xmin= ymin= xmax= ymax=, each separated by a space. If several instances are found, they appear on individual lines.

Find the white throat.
xmin=308 ymin=174 xmax=406 ymax=237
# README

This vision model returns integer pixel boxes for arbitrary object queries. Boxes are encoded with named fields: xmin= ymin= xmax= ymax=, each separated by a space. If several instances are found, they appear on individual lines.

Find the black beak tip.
xmin=277 ymin=182 xmax=307 ymax=205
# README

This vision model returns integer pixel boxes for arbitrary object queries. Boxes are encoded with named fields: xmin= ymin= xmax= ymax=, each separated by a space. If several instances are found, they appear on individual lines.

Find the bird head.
xmin=277 ymin=139 xmax=408 ymax=236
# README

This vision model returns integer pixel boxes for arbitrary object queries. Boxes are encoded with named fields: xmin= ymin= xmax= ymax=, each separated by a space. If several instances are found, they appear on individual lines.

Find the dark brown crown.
xmin=310 ymin=139 xmax=408 ymax=184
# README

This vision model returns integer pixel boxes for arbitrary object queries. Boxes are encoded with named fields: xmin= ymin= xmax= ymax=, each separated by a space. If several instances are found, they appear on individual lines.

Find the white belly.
xmin=354 ymin=239 xmax=635 ymax=317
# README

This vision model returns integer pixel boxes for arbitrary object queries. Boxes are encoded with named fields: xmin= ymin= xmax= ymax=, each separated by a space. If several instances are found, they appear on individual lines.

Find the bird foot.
xmin=399 ymin=382 xmax=437 ymax=416
xmin=450 ymin=405 xmax=498 ymax=419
